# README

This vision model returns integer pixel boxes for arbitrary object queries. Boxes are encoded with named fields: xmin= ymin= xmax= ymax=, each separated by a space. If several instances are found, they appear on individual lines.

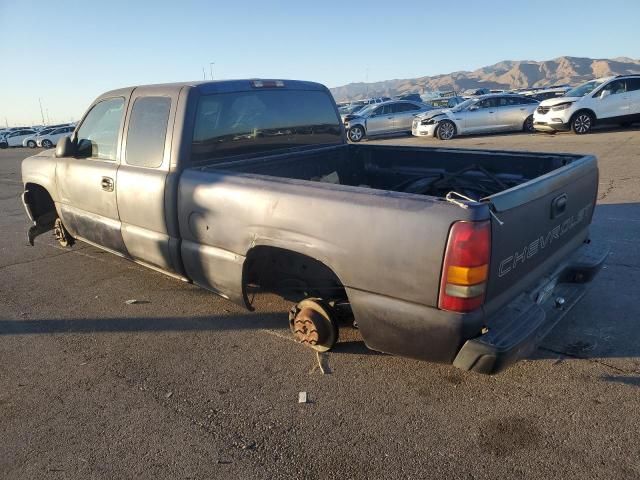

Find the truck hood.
xmin=539 ymin=96 xmax=582 ymax=107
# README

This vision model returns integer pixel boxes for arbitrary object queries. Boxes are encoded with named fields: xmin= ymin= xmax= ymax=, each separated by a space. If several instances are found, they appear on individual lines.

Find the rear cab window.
xmin=191 ymin=89 xmax=342 ymax=163
xmin=125 ymin=96 xmax=171 ymax=168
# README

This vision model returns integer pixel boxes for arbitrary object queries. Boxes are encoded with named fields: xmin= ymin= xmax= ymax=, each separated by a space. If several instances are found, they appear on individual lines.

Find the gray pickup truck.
xmin=21 ymin=79 xmax=607 ymax=374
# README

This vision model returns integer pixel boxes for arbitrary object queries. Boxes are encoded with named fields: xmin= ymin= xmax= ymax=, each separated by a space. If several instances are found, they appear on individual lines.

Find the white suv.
xmin=533 ymin=75 xmax=640 ymax=134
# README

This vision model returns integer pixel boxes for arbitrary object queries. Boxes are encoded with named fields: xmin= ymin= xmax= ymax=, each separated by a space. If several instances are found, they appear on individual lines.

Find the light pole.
xmin=365 ymin=67 xmax=369 ymax=98
xmin=202 ymin=67 xmax=206 ymax=80
xmin=209 ymin=62 xmax=215 ymax=80
xmin=38 ymin=98 xmax=45 ymax=125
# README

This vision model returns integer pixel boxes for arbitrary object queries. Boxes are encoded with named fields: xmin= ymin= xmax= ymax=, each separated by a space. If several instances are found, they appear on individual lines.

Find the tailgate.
xmin=484 ymin=155 xmax=598 ymax=305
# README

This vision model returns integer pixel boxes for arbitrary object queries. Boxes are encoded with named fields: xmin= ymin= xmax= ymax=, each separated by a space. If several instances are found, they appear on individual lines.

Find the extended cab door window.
xmin=124 ymin=96 xmax=171 ymax=168
xmin=76 ymin=97 xmax=125 ymax=161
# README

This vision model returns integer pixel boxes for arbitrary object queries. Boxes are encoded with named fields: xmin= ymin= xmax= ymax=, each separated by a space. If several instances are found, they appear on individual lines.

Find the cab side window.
xmin=602 ymin=80 xmax=626 ymax=96
xmin=477 ymin=98 xmax=497 ymax=109
xmin=626 ymin=78 xmax=640 ymax=92
xmin=125 ymin=97 xmax=171 ymax=168
xmin=76 ymin=97 xmax=125 ymax=161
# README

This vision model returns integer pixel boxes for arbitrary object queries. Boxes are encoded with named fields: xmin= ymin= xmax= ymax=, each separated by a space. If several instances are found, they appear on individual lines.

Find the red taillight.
xmin=438 ymin=221 xmax=491 ymax=313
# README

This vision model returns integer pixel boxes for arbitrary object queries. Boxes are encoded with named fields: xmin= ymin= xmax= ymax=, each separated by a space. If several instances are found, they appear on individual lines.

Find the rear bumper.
xmin=453 ymin=240 xmax=608 ymax=374
xmin=348 ymin=240 xmax=607 ymax=374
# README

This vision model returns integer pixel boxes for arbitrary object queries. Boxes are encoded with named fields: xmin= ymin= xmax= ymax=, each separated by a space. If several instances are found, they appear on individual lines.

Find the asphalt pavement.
xmin=2 ymin=127 xmax=640 ymax=479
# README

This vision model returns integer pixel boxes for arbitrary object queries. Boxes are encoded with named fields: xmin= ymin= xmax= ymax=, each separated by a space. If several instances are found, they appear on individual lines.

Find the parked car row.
xmin=0 ymin=123 xmax=75 ymax=149
xmin=341 ymin=74 xmax=640 ymax=142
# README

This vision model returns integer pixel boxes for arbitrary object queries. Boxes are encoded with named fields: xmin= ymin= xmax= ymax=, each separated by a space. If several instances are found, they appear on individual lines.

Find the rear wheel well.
xmin=25 ymin=183 xmax=55 ymax=220
xmin=242 ymin=246 xmax=347 ymax=304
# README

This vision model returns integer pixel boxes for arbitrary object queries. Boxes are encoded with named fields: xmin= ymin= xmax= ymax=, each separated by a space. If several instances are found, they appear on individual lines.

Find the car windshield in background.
xmin=340 ymin=104 xmax=364 ymax=115
xmin=565 ymin=80 xmax=604 ymax=97
xmin=451 ymin=99 xmax=477 ymax=111
xmin=357 ymin=105 xmax=377 ymax=117
xmin=192 ymin=89 xmax=342 ymax=162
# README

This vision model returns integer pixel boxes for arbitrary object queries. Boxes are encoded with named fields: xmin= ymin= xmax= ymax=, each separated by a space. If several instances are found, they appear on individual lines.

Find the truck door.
xmin=596 ymin=79 xmax=630 ymax=120
xmin=628 ymin=78 xmax=640 ymax=116
xmin=116 ymin=89 xmax=183 ymax=276
xmin=496 ymin=96 xmax=524 ymax=130
xmin=463 ymin=98 xmax=498 ymax=133
xmin=394 ymin=102 xmax=423 ymax=132
xmin=55 ymin=96 xmax=128 ymax=254
xmin=366 ymin=104 xmax=394 ymax=135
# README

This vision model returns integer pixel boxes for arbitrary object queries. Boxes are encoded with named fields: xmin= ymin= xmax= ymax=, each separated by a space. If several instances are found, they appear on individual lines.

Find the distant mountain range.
xmin=330 ymin=56 xmax=640 ymax=101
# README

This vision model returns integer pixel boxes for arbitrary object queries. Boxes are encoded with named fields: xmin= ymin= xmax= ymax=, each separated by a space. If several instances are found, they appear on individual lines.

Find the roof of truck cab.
xmin=99 ymin=79 xmax=329 ymax=99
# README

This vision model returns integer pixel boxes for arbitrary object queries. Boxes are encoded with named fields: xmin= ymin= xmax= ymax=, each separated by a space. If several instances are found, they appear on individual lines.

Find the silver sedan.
xmin=344 ymin=100 xmax=432 ymax=142
xmin=412 ymin=94 xmax=539 ymax=140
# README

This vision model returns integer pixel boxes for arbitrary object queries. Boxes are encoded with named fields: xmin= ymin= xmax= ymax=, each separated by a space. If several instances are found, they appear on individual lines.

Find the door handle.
xmin=101 ymin=176 xmax=114 ymax=192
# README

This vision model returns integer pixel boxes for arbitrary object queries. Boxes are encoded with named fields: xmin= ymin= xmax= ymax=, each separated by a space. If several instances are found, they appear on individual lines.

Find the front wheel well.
xmin=242 ymin=246 xmax=347 ymax=304
xmin=24 ymin=183 xmax=55 ymax=220
xmin=571 ymin=109 xmax=597 ymax=122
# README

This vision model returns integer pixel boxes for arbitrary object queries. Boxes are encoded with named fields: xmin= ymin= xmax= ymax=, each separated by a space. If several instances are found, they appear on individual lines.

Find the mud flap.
xmin=27 ymin=211 xmax=56 ymax=246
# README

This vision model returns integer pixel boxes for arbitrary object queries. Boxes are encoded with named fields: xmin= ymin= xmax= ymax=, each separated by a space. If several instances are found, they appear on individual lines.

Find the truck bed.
xmin=204 ymin=143 xmax=582 ymax=200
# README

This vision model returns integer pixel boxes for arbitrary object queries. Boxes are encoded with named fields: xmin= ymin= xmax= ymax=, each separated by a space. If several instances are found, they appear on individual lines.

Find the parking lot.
xmin=1 ymin=127 xmax=640 ymax=479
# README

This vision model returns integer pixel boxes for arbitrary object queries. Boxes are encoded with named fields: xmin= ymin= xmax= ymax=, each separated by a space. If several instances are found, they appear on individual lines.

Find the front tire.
xmin=347 ymin=125 xmax=365 ymax=142
xmin=571 ymin=112 xmax=594 ymax=135
xmin=54 ymin=217 xmax=74 ymax=247
xmin=41 ymin=139 xmax=53 ymax=148
xmin=523 ymin=115 xmax=534 ymax=132
xmin=436 ymin=120 xmax=456 ymax=140
xmin=27 ymin=140 xmax=36 ymax=148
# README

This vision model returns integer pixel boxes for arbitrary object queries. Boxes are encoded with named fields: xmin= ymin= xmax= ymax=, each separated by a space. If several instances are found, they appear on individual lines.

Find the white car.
xmin=36 ymin=125 xmax=75 ymax=148
xmin=0 ymin=129 xmax=37 ymax=148
xmin=412 ymin=94 xmax=538 ymax=140
xmin=22 ymin=127 xmax=59 ymax=148
xmin=533 ymin=75 xmax=640 ymax=134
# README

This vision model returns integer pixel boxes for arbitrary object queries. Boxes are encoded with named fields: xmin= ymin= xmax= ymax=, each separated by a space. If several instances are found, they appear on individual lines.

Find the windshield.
xmin=565 ymin=80 xmax=605 ymax=98
xmin=340 ymin=104 xmax=366 ymax=115
xmin=451 ymin=98 xmax=477 ymax=112
xmin=357 ymin=104 xmax=378 ymax=117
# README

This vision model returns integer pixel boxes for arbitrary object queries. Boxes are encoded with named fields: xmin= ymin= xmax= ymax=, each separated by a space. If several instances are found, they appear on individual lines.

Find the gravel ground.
xmin=2 ymin=126 xmax=640 ymax=479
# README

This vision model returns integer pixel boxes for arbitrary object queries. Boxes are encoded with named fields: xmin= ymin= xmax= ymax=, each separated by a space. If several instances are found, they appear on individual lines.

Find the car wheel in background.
xmin=436 ymin=120 xmax=456 ymax=140
xmin=348 ymin=125 xmax=365 ymax=142
xmin=571 ymin=111 xmax=594 ymax=135
xmin=523 ymin=115 xmax=534 ymax=132
xmin=41 ymin=139 xmax=53 ymax=148
xmin=27 ymin=140 xmax=36 ymax=148
xmin=0 ymin=142 xmax=7 ymax=149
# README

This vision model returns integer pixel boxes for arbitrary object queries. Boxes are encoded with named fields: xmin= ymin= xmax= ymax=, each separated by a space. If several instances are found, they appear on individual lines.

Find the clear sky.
xmin=1 ymin=0 xmax=639 ymax=126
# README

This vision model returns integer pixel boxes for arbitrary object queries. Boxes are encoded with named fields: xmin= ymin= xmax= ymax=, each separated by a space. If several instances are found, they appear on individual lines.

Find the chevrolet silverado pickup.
xmin=21 ymin=79 xmax=607 ymax=374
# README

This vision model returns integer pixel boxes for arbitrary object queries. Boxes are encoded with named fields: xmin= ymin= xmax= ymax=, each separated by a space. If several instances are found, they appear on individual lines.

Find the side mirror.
xmin=468 ymin=105 xmax=479 ymax=111
xmin=56 ymin=135 xmax=76 ymax=158
xmin=600 ymin=89 xmax=611 ymax=99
